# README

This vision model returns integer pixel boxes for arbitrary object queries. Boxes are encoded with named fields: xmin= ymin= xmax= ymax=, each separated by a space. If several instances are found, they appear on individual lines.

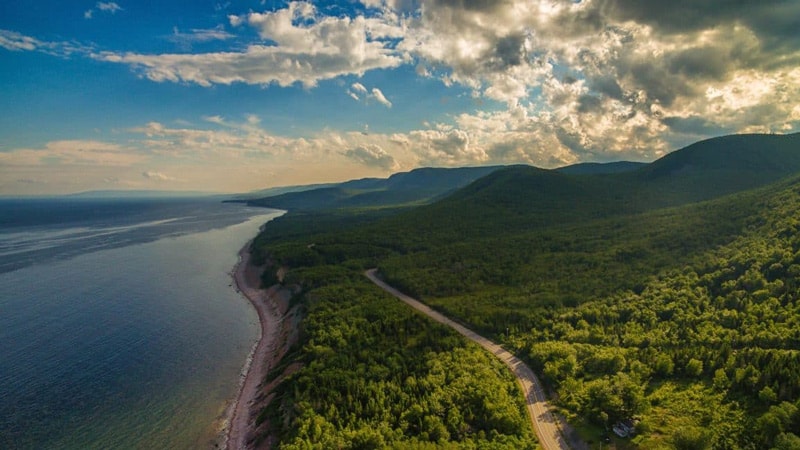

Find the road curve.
xmin=365 ymin=269 xmax=572 ymax=450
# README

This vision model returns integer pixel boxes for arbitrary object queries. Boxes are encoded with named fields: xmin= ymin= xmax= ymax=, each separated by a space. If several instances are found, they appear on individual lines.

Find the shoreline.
xmin=220 ymin=242 xmax=284 ymax=450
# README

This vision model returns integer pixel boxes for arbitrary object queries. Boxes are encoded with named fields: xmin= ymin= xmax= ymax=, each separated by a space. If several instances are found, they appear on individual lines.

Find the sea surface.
xmin=0 ymin=197 xmax=282 ymax=449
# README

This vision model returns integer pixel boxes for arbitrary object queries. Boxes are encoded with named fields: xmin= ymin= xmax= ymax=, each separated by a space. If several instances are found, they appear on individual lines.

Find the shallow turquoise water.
xmin=0 ymin=200 xmax=281 ymax=449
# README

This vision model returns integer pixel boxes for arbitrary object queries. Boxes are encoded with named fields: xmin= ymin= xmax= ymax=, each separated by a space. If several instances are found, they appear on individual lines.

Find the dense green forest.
xmin=250 ymin=133 xmax=800 ymax=449
xmin=252 ymin=269 xmax=537 ymax=448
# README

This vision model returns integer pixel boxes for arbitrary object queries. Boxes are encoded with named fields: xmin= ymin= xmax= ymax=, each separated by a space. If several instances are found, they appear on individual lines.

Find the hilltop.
xmin=246 ymin=166 xmax=506 ymax=211
xmin=247 ymin=132 xmax=800 ymax=449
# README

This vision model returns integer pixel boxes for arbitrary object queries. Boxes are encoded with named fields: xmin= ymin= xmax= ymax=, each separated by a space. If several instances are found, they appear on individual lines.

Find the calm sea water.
xmin=0 ymin=198 xmax=282 ymax=449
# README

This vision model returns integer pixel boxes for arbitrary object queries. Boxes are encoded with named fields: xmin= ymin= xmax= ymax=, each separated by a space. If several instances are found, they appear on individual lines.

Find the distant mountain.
xmin=66 ymin=190 xmax=222 ymax=199
xmin=626 ymin=133 xmax=800 ymax=205
xmin=556 ymin=161 xmax=646 ymax=175
xmin=637 ymin=133 xmax=800 ymax=179
xmin=375 ymin=132 xmax=800 ymax=238
xmin=248 ymin=166 xmax=507 ymax=211
xmin=249 ymin=132 xmax=800 ymax=222
xmin=232 ymin=183 xmax=339 ymax=201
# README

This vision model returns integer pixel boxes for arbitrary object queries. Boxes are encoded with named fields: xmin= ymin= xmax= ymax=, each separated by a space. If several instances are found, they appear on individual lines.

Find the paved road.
xmin=366 ymin=269 xmax=572 ymax=450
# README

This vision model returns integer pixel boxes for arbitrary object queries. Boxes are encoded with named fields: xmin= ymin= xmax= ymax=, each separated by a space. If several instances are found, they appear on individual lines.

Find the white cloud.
xmin=371 ymin=87 xmax=392 ymax=108
xmin=348 ymin=83 xmax=393 ymax=108
xmin=0 ymin=140 xmax=143 ymax=167
xmin=142 ymin=170 xmax=179 ymax=181
xmin=93 ymin=1 xmax=405 ymax=88
xmin=96 ymin=27 xmax=403 ymax=88
xmin=0 ymin=29 xmax=93 ymax=57
xmin=351 ymin=82 xmax=368 ymax=94
xmin=408 ymin=128 xmax=489 ymax=166
xmin=379 ymin=0 xmax=800 ymax=156
xmin=130 ymin=120 xmax=280 ymax=158
xmin=168 ymin=26 xmax=234 ymax=46
xmin=0 ymin=30 xmax=40 ymax=51
xmin=85 ymin=2 xmax=123 ymax=19
xmin=97 ymin=2 xmax=123 ymax=13
xmin=342 ymin=144 xmax=399 ymax=170
xmin=3 ymin=0 xmax=800 ymax=166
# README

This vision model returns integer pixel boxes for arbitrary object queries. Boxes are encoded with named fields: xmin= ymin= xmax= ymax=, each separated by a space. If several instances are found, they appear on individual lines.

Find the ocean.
xmin=0 ymin=198 xmax=282 ymax=449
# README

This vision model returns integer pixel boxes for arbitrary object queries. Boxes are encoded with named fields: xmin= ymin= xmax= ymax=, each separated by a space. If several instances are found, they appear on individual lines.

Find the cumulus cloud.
xmin=409 ymin=128 xmax=489 ymax=166
xmin=96 ymin=3 xmax=405 ymax=88
xmin=382 ymin=0 xmax=799 ymax=156
xmin=347 ymin=83 xmax=393 ymax=107
xmin=4 ymin=0 xmax=800 ymax=164
xmin=342 ymin=144 xmax=399 ymax=170
xmin=371 ymin=88 xmax=392 ymax=108
xmin=352 ymin=82 xmax=368 ymax=94
xmin=96 ymin=1 xmax=403 ymax=88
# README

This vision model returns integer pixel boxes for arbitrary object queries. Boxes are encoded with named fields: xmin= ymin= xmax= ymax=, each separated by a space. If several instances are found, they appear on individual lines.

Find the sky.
xmin=1 ymin=0 xmax=799 ymax=195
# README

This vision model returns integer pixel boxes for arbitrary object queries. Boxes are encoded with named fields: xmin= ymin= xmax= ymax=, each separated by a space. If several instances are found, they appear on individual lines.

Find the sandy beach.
xmin=221 ymin=243 xmax=286 ymax=450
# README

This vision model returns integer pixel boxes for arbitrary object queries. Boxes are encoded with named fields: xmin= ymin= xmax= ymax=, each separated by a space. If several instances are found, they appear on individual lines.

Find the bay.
xmin=0 ymin=199 xmax=281 ymax=449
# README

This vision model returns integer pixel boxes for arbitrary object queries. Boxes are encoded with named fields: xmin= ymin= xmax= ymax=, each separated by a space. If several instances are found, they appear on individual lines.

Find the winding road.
xmin=365 ymin=269 xmax=572 ymax=450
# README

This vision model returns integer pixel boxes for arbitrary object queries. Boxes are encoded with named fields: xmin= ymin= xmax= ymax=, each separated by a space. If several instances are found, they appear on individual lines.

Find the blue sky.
xmin=2 ymin=0 xmax=799 ymax=195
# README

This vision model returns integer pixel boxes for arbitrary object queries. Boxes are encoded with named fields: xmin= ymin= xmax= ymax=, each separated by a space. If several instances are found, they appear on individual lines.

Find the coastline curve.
xmin=222 ymin=243 xmax=284 ymax=450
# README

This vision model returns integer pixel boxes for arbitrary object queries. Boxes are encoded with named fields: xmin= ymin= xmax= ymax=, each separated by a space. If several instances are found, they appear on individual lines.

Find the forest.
xmin=250 ymin=133 xmax=800 ymax=449
xmin=251 ymin=267 xmax=536 ymax=448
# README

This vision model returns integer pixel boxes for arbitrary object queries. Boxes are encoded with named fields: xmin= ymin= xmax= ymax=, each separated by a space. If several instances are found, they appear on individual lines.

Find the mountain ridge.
xmin=246 ymin=131 xmax=800 ymax=449
xmin=247 ymin=165 xmax=508 ymax=211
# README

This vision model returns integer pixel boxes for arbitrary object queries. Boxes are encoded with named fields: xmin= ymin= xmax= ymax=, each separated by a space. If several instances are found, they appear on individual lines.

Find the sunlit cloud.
xmin=342 ymin=144 xmax=399 ymax=170
xmin=371 ymin=88 xmax=392 ymax=108
xmin=0 ymin=140 xmax=144 ymax=167
xmin=352 ymin=82 xmax=367 ymax=93
xmin=90 ymin=1 xmax=405 ymax=88
xmin=2 ymin=0 xmax=799 ymax=195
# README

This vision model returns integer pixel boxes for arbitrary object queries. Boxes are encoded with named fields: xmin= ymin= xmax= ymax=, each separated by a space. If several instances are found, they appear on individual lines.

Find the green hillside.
xmin=249 ymin=132 xmax=800 ymax=448
xmin=629 ymin=132 xmax=800 ymax=207
xmin=247 ymin=166 xmax=505 ymax=211
xmin=390 ymin=132 xmax=800 ymax=239
xmin=555 ymin=161 xmax=646 ymax=175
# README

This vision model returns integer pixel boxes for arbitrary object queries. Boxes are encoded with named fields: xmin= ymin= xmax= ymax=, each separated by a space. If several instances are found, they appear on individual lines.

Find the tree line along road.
xmin=365 ymin=269 xmax=577 ymax=450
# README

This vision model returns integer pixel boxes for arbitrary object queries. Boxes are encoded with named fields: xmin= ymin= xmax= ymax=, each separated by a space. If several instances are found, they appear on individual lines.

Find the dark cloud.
xmin=627 ymin=62 xmax=690 ymax=107
xmin=428 ymin=0 xmax=509 ymax=12
xmin=589 ymin=75 xmax=624 ymax=100
xmin=597 ymin=0 xmax=800 ymax=48
xmin=661 ymin=115 xmax=731 ymax=136
xmin=555 ymin=127 xmax=588 ymax=155
xmin=577 ymin=94 xmax=603 ymax=113
xmin=667 ymin=46 xmax=731 ymax=80
xmin=552 ymin=3 xmax=606 ymax=37
xmin=597 ymin=1 xmax=744 ymax=32
xmin=492 ymin=33 xmax=526 ymax=69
